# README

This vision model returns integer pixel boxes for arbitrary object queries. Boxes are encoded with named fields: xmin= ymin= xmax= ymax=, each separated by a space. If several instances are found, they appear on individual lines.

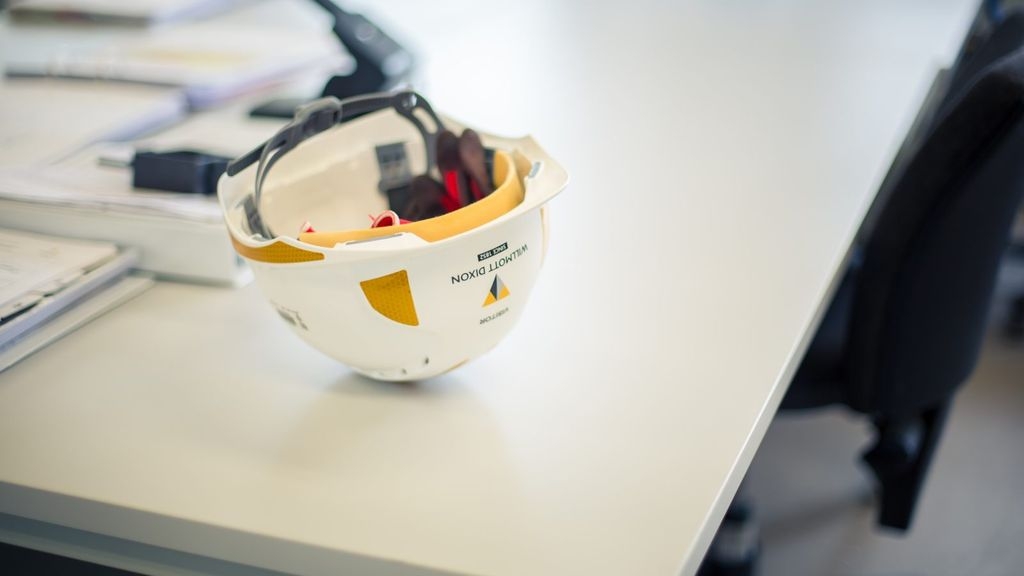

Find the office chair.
xmin=698 ymin=19 xmax=1024 ymax=576
xmin=956 ymin=5 xmax=1024 ymax=341
xmin=1010 ymin=250 xmax=1024 ymax=338
xmin=781 ymin=45 xmax=1024 ymax=532
xmin=955 ymin=4 xmax=1024 ymax=91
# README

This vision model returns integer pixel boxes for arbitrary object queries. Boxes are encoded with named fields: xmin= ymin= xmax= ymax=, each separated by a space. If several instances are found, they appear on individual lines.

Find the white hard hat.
xmin=218 ymin=91 xmax=567 ymax=380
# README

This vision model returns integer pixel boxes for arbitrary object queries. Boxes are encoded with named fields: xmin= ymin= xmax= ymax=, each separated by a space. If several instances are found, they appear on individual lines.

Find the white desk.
xmin=0 ymin=1 xmax=979 ymax=574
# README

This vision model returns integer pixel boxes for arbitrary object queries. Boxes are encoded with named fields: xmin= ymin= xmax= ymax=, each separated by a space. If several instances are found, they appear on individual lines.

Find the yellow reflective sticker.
xmin=230 ymin=236 xmax=324 ymax=263
xmin=360 ymin=270 xmax=420 ymax=326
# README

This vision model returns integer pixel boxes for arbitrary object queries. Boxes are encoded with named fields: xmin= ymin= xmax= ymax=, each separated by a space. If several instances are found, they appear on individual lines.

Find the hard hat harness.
xmin=226 ymin=90 xmax=445 ymax=239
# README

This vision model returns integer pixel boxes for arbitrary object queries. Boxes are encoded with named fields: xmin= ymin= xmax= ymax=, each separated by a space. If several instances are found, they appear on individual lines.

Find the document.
xmin=0 ymin=228 xmax=119 ymax=321
xmin=0 ymin=79 xmax=187 ymax=167
xmin=4 ymin=22 xmax=347 ymax=108
xmin=9 ymin=0 xmax=246 ymax=27
xmin=0 ymin=229 xmax=148 ymax=371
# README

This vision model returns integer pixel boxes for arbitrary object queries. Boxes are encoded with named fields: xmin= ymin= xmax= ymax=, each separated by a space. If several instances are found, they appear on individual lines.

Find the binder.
xmin=0 ymin=273 xmax=154 ymax=372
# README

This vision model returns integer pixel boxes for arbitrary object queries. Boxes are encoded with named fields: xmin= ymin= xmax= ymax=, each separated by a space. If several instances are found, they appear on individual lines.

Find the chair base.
xmin=861 ymin=401 xmax=951 ymax=530
xmin=1007 ymin=294 xmax=1024 ymax=339
xmin=698 ymin=488 xmax=760 ymax=576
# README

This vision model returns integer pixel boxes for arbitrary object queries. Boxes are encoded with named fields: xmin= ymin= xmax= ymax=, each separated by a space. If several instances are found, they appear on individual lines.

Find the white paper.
xmin=10 ymin=0 xmax=247 ymax=26
xmin=0 ymin=228 xmax=118 ymax=314
xmin=0 ymin=159 xmax=224 ymax=222
xmin=0 ymin=78 xmax=187 ymax=167
xmin=4 ymin=22 xmax=348 ymax=108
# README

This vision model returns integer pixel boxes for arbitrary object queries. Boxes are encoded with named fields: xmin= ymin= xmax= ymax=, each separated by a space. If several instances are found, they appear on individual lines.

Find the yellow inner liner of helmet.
xmin=298 ymin=150 xmax=522 ymax=247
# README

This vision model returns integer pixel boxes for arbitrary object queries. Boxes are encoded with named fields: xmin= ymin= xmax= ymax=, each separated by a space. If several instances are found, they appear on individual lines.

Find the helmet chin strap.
xmin=226 ymin=90 xmax=445 ymax=239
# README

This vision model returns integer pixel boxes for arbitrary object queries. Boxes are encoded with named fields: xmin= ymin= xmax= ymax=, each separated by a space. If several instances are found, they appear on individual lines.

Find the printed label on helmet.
xmin=477 ymin=242 xmax=508 ymax=262
xmin=451 ymin=243 xmax=528 ymax=285
xmin=480 ymin=306 xmax=509 ymax=325
xmin=483 ymin=275 xmax=510 ymax=307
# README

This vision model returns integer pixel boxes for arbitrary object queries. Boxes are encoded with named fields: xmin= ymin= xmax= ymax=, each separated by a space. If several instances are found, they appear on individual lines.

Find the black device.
xmin=120 ymin=150 xmax=231 ymax=195
xmin=250 ymin=0 xmax=414 ymax=119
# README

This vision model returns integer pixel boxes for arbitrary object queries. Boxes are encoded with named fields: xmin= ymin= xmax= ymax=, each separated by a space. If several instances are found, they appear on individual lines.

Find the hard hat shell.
xmin=219 ymin=105 xmax=567 ymax=380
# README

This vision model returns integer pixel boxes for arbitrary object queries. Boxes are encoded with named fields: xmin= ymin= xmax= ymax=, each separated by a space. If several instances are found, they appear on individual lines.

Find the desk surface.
xmin=0 ymin=1 xmax=978 ymax=575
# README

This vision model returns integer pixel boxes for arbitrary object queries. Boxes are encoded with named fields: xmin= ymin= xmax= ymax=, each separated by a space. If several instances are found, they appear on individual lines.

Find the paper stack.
xmin=0 ymin=78 xmax=187 ymax=167
xmin=0 ymin=107 xmax=286 ymax=285
xmin=0 ymin=228 xmax=153 ymax=372
xmin=3 ymin=20 xmax=348 ymax=108
xmin=9 ymin=0 xmax=247 ymax=27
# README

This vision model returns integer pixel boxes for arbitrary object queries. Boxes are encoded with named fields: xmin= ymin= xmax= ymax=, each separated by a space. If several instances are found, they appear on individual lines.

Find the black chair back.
xmin=947 ymin=9 xmax=1024 ymax=104
xmin=845 ymin=49 xmax=1024 ymax=419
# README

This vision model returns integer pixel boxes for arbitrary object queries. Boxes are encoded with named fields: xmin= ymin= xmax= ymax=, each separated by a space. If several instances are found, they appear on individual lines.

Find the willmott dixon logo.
xmin=483 ymin=275 xmax=510 ymax=307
